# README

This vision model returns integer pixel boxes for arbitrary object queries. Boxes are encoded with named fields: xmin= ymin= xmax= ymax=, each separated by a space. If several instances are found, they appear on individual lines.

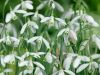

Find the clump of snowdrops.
xmin=0 ymin=0 xmax=100 ymax=75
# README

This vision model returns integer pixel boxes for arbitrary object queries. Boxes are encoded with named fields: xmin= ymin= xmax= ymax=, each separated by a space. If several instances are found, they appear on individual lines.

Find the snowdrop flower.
xmin=79 ymin=40 xmax=89 ymax=51
xmin=63 ymin=56 xmax=73 ymax=70
xmin=45 ymin=52 xmax=53 ymax=63
xmin=82 ymin=14 xmax=99 ymax=27
xmin=33 ymin=61 xmax=45 ymax=70
xmin=58 ymin=69 xmax=65 ymax=75
xmin=34 ymin=67 xmax=44 ymax=75
xmin=92 ymin=34 xmax=100 ymax=49
xmin=3 ymin=54 xmax=15 ymax=64
xmin=36 ymin=0 xmax=64 ymax=12
xmin=69 ymin=29 xmax=77 ymax=43
xmin=53 ymin=69 xmax=75 ymax=75
xmin=21 ymin=0 xmax=33 ymax=10
xmin=73 ymin=56 xmax=81 ymax=68
xmin=5 ymin=10 xmax=17 ymax=23
xmin=27 ymin=36 xmax=50 ymax=49
xmin=57 ymin=28 xmax=77 ymax=44
xmin=0 ymin=36 xmax=20 ymax=47
xmin=18 ymin=60 xmax=28 ymax=67
xmin=62 ymin=8 xmax=74 ymax=19
xmin=41 ymin=16 xmax=66 ymax=28
xmin=30 ymin=52 xmax=45 ymax=58
xmin=20 ymin=20 xmax=39 ymax=34
xmin=22 ymin=60 xmax=34 ymax=74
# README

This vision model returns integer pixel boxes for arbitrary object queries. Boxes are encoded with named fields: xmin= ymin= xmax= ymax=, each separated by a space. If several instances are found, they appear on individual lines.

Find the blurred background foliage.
xmin=0 ymin=0 xmax=100 ymax=34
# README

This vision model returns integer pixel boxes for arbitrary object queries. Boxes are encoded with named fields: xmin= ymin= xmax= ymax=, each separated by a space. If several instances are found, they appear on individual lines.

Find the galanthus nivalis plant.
xmin=0 ymin=0 xmax=100 ymax=75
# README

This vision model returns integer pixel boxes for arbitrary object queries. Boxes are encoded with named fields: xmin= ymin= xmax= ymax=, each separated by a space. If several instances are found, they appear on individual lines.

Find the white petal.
xmin=80 ymin=56 xmax=90 ymax=62
xmin=36 ymin=1 xmax=48 ymax=10
xmin=34 ymin=67 xmax=44 ymax=75
xmin=18 ymin=60 xmax=28 ymax=67
xmin=40 ymin=17 xmax=51 ymax=23
xmin=33 ymin=62 xmax=45 ymax=70
xmin=5 ymin=13 xmax=12 ymax=23
xmin=15 ymin=10 xmax=27 ymax=14
xmin=63 ymin=57 xmax=73 ymax=70
xmin=42 ymin=38 xmax=50 ymax=49
xmin=25 ymin=2 xmax=33 ymax=10
xmin=27 ymin=36 xmax=39 ymax=43
xmin=57 ymin=28 xmax=66 ymax=37
xmin=58 ymin=70 xmax=65 ymax=75
xmin=28 ymin=21 xmax=39 ymax=29
xmin=20 ymin=23 xmax=27 ymax=34
xmin=45 ymin=52 xmax=53 ymax=63
xmin=69 ymin=30 xmax=77 ymax=41
xmin=73 ymin=57 xmax=81 ymax=68
xmin=91 ymin=54 xmax=100 ymax=59
xmin=55 ymin=18 xmax=66 ymax=25
xmin=76 ymin=63 xmax=89 ymax=73
xmin=64 ymin=70 xmax=75 ymax=75
xmin=54 ymin=1 xmax=64 ymax=12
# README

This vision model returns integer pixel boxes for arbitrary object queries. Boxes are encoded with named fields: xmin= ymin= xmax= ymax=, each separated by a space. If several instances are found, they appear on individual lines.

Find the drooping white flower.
xmin=5 ymin=11 xmax=17 ymax=23
xmin=58 ymin=70 xmax=65 ymax=75
xmin=73 ymin=56 xmax=81 ymax=68
xmin=69 ymin=30 xmax=77 ymax=42
xmin=92 ymin=35 xmax=100 ymax=49
xmin=21 ymin=0 xmax=33 ymax=10
xmin=3 ymin=54 xmax=15 ymax=64
xmin=28 ymin=36 xmax=50 ymax=49
xmin=63 ymin=56 xmax=73 ymax=70
xmin=34 ymin=67 xmax=44 ymax=75
xmin=83 ymin=14 xmax=99 ymax=27
xmin=45 ymin=52 xmax=53 ymax=63
xmin=33 ymin=61 xmax=45 ymax=70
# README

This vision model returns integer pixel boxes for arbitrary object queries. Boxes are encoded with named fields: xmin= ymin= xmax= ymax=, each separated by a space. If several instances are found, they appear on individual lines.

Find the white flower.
xmin=83 ymin=14 xmax=99 ymax=27
xmin=73 ymin=56 xmax=81 ymax=68
xmin=92 ymin=35 xmax=100 ymax=49
xmin=69 ymin=30 xmax=77 ymax=43
xmin=36 ymin=0 xmax=64 ymax=12
xmin=41 ymin=16 xmax=66 ymax=28
xmin=45 ymin=52 xmax=53 ymax=63
xmin=20 ymin=20 xmax=39 ymax=34
xmin=34 ymin=67 xmax=44 ymax=75
xmin=28 ymin=36 xmax=50 ymax=49
xmin=33 ymin=62 xmax=45 ymax=70
xmin=18 ymin=60 xmax=28 ymax=67
xmin=5 ymin=11 xmax=17 ymax=23
xmin=3 ymin=54 xmax=15 ymax=64
xmin=63 ymin=56 xmax=73 ymax=70
xmin=21 ymin=0 xmax=33 ymax=10
xmin=58 ymin=70 xmax=65 ymax=75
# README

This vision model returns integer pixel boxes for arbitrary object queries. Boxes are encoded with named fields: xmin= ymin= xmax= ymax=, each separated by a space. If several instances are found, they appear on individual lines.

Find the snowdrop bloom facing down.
xmin=36 ymin=0 xmax=64 ymax=12
xmin=27 ymin=36 xmax=50 ymax=49
xmin=58 ymin=70 xmax=65 ymax=75
xmin=45 ymin=52 xmax=53 ymax=63
xmin=5 ymin=11 xmax=17 ymax=23
xmin=69 ymin=30 xmax=77 ymax=43
xmin=3 ymin=54 xmax=15 ymax=64
xmin=41 ymin=16 xmax=66 ymax=28
xmin=92 ymin=35 xmax=100 ymax=49
xmin=20 ymin=20 xmax=39 ymax=34
xmin=21 ymin=0 xmax=33 ymax=10
xmin=83 ymin=14 xmax=99 ymax=27
xmin=34 ymin=67 xmax=44 ymax=75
